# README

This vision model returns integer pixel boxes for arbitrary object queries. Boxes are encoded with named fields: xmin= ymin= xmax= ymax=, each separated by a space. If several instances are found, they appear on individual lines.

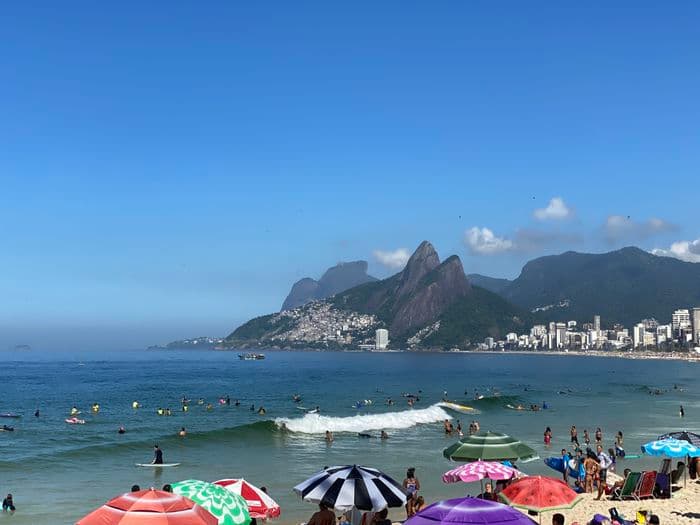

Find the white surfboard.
xmin=135 ymin=463 xmax=181 ymax=467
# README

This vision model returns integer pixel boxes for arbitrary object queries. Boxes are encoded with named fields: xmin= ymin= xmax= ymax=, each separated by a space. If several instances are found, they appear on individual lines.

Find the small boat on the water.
xmin=238 ymin=353 xmax=265 ymax=360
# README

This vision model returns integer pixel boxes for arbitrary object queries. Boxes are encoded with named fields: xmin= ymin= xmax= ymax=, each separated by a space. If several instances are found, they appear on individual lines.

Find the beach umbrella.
xmin=214 ymin=479 xmax=281 ymax=519
xmin=171 ymin=480 xmax=251 ymax=525
xmin=657 ymin=431 xmax=700 ymax=448
xmin=442 ymin=461 xmax=523 ymax=483
xmin=293 ymin=465 xmax=407 ymax=512
xmin=642 ymin=438 xmax=700 ymax=488
xmin=76 ymin=488 xmax=218 ymax=525
xmin=498 ymin=476 xmax=581 ymax=521
xmin=443 ymin=432 xmax=539 ymax=463
xmin=641 ymin=438 xmax=700 ymax=458
xmin=405 ymin=497 xmax=537 ymax=525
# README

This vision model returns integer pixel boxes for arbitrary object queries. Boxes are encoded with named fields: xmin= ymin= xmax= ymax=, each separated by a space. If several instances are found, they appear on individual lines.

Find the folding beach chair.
xmin=617 ymin=471 xmax=641 ymax=500
xmin=654 ymin=472 xmax=670 ymax=498
xmin=658 ymin=458 xmax=671 ymax=475
xmin=633 ymin=470 xmax=657 ymax=500
xmin=670 ymin=462 xmax=685 ymax=488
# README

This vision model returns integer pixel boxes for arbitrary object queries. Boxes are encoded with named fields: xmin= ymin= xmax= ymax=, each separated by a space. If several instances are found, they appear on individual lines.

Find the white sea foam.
xmin=275 ymin=404 xmax=451 ymax=434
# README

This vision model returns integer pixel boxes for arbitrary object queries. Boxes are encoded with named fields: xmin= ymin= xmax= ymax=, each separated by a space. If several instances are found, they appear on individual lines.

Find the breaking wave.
xmin=275 ymin=403 xmax=450 ymax=434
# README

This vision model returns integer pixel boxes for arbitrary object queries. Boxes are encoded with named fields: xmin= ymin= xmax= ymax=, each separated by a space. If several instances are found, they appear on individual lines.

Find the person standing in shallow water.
xmin=403 ymin=467 xmax=420 ymax=518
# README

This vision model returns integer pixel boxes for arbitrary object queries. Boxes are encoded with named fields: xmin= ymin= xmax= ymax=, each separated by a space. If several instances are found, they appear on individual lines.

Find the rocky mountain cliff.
xmin=331 ymin=242 xmax=471 ymax=336
xmin=282 ymin=261 xmax=377 ymax=310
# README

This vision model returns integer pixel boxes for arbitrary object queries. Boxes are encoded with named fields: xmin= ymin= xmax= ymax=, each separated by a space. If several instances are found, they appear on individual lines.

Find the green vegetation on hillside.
xmin=422 ymin=286 xmax=532 ymax=348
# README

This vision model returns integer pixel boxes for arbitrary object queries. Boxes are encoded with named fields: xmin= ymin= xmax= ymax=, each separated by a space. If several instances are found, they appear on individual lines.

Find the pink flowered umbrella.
xmin=442 ymin=460 xmax=523 ymax=484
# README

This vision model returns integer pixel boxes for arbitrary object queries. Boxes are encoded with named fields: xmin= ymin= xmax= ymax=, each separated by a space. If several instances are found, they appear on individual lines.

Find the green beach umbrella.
xmin=172 ymin=479 xmax=251 ymax=525
xmin=443 ymin=431 xmax=539 ymax=463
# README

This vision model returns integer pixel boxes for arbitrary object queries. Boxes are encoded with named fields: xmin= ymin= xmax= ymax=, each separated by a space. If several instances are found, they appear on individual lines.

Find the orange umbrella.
xmin=76 ymin=488 xmax=217 ymax=524
xmin=498 ymin=476 xmax=581 ymax=514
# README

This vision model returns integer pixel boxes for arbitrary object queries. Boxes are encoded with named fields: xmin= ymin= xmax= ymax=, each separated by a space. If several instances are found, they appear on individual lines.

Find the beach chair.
xmin=654 ymin=472 xmax=670 ymax=498
xmin=616 ymin=471 xmax=641 ymax=500
xmin=658 ymin=458 xmax=671 ymax=475
xmin=670 ymin=462 xmax=685 ymax=487
xmin=633 ymin=471 xmax=656 ymax=500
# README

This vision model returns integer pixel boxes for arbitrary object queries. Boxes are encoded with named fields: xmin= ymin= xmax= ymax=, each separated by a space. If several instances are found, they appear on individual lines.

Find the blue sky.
xmin=1 ymin=2 xmax=699 ymax=350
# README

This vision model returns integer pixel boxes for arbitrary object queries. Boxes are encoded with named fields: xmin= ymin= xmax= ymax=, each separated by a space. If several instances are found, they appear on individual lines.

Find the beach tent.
xmin=76 ymin=488 xmax=218 ymax=525
xmin=443 ymin=431 xmax=539 ymax=463
xmin=405 ymin=497 xmax=537 ymax=525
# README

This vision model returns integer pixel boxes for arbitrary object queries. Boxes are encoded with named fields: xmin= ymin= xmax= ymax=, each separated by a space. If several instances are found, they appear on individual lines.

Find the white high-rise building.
xmin=594 ymin=315 xmax=601 ymax=332
xmin=555 ymin=322 xmax=567 ymax=348
xmin=672 ymin=309 xmax=691 ymax=333
xmin=693 ymin=307 xmax=700 ymax=344
xmin=530 ymin=325 xmax=547 ymax=337
xmin=375 ymin=329 xmax=389 ymax=350
xmin=633 ymin=323 xmax=646 ymax=348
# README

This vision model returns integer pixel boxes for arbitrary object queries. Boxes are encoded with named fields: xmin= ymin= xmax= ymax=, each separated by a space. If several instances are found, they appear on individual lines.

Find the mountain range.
xmin=218 ymin=242 xmax=700 ymax=350
xmin=281 ymin=261 xmax=377 ymax=310
xmin=227 ymin=242 xmax=529 ymax=349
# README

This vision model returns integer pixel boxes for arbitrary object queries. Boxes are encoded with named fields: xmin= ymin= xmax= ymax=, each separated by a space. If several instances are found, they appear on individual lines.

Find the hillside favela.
xmin=3 ymin=3 xmax=700 ymax=525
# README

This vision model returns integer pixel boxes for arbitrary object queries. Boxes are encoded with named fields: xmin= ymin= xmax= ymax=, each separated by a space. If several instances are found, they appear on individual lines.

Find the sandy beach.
xmin=547 ymin=479 xmax=700 ymax=524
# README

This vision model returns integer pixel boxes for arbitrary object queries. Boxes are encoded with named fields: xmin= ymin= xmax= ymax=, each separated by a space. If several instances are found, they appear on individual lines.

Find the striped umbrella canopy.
xmin=214 ymin=479 xmax=281 ymax=520
xmin=76 ymin=488 xmax=218 ymax=525
xmin=641 ymin=438 xmax=700 ymax=458
xmin=658 ymin=431 xmax=700 ymax=448
xmin=171 ymin=480 xmax=251 ymax=525
xmin=293 ymin=465 xmax=407 ymax=512
xmin=498 ymin=476 xmax=582 ymax=514
xmin=442 ymin=461 xmax=523 ymax=484
xmin=405 ymin=497 xmax=537 ymax=525
xmin=443 ymin=432 xmax=539 ymax=463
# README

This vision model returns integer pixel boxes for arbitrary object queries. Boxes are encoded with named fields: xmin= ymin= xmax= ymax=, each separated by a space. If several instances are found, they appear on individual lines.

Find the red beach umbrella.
xmin=76 ymin=488 xmax=218 ymax=525
xmin=498 ymin=476 xmax=581 ymax=513
xmin=214 ymin=479 xmax=281 ymax=519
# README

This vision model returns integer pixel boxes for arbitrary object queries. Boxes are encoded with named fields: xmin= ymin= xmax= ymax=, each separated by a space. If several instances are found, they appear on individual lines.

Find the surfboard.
xmin=439 ymin=402 xmax=478 ymax=414
xmin=0 ymin=414 xmax=21 ymax=418
xmin=136 ymin=463 xmax=181 ymax=468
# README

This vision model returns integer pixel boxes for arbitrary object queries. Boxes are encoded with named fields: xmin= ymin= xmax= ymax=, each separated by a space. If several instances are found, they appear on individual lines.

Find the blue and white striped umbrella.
xmin=641 ymin=438 xmax=700 ymax=458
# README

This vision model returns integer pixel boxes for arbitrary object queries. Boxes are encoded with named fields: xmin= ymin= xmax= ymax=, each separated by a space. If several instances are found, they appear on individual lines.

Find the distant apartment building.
xmin=672 ymin=309 xmax=691 ymax=334
xmin=633 ymin=323 xmax=646 ymax=348
xmin=693 ymin=307 xmax=700 ymax=344
xmin=594 ymin=315 xmax=601 ymax=332
xmin=484 ymin=337 xmax=495 ymax=349
xmin=375 ymin=328 xmax=389 ymax=350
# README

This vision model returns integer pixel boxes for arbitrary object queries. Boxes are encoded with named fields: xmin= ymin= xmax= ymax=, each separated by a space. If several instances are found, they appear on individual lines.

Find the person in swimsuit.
xmin=544 ymin=427 xmax=552 ymax=446
xmin=570 ymin=425 xmax=579 ymax=447
xmin=595 ymin=428 xmax=602 ymax=444
xmin=152 ymin=444 xmax=164 ymax=465
xmin=2 ymin=494 xmax=15 ymax=514
xmin=402 ymin=467 xmax=420 ymax=517
xmin=583 ymin=429 xmax=590 ymax=445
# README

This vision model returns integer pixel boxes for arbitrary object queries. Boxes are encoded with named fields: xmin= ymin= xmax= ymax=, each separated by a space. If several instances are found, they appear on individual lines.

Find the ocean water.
xmin=0 ymin=350 xmax=698 ymax=524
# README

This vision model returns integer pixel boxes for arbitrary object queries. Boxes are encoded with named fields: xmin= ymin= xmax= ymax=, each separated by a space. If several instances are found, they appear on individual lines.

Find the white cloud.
xmin=603 ymin=215 xmax=677 ymax=243
xmin=464 ymin=227 xmax=515 ymax=255
xmin=651 ymin=239 xmax=700 ymax=263
xmin=534 ymin=197 xmax=572 ymax=221
xmin=373 ymin=248 xmax=410 ymax=269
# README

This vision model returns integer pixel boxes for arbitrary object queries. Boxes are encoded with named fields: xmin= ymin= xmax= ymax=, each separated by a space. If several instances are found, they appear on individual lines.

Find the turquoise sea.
xmin=1 ymin=350 xmax=698 ymax=524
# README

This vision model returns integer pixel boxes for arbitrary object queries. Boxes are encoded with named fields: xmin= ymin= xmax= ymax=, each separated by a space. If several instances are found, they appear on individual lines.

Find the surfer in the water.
xmin=118 ymin=426 xmax=126 ymax=434
xmin=152 ymin=444 xmax=163 ymax=465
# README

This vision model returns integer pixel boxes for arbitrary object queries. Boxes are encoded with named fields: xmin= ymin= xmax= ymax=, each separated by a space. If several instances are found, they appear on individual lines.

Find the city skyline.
xmin=2 ymin=3 xmax=700 ymax=350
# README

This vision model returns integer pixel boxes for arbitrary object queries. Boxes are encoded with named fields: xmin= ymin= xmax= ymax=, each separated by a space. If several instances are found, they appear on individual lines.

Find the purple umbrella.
xmin=406 ymin=497 xmax=537 ymax=525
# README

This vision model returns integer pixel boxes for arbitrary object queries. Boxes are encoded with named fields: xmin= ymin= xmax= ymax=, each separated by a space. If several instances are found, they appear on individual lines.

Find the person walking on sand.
xmin=595 ymin=445 xmax=613 ymax=500
xmin=560 ymin=449 xmax=570 ymax=483
xmin=403 ymin=467 xmax=420 ymax=518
